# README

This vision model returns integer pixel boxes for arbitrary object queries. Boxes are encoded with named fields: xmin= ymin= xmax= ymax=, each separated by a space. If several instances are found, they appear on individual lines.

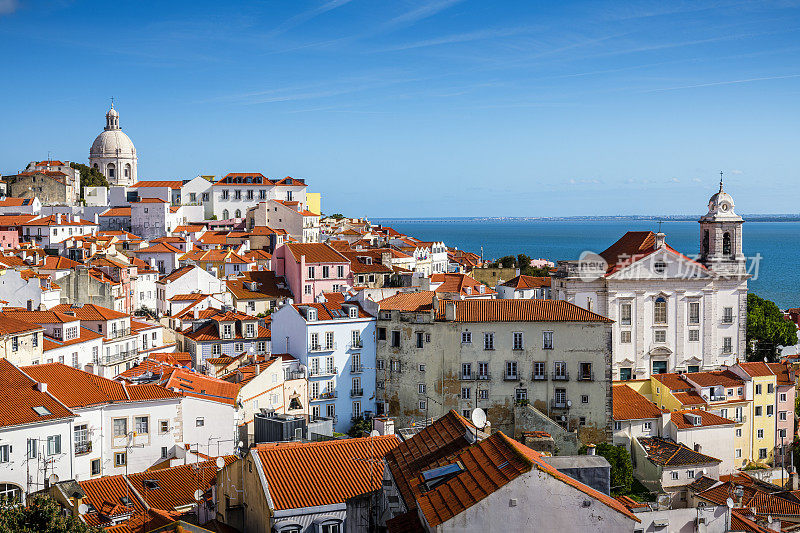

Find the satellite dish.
xmin=764 ymin=357 xmax=769 ymax=363
xmin=726 ymin=497 xmax=734 ymax=509
xmin=701 ymin=468 xmax=707 ymax=475
xmin=768 ymin=515 xmax=773 ymax=524
xmin=369 ymin=430 xmax=380 ymax=438
xmin=696 ymin=501 xmax=706 ymax=510
xmin=237 ymin=441 xmax=244 ymax=448
xmin=216 ymin=457 xmax=225 ymax=469
xmin=193 ymin=489 xmax=203 ymax=501
xmin=567 ymin=400 xmax=572 ymax=408
xmin=471 ymin=408 xmax=486 ymax=429
xmin=77 ymin=504 xmax=89 ymax=515
xmin=48 ymin=473 xmax=59 ymax=485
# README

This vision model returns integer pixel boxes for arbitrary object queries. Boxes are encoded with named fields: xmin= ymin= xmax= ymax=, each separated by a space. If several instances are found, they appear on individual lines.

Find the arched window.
xmin=0 ymin=483 xmax=22 ymax=504
xmin=107 ymin=163 xmax=115 ymax=178
xmin=654 ymin=297 xmax=667 ymax=324
xmin=702 ymin=230 xmax=709 ymax=256
xmin=93 ymin=163 xmax=98 ymax=169
xmin=222 ymin=209 xmax=229 ymax=220
xmin=235 ymin=209 xmax=241 ymax=218
xmin=124 ymin=163 xmax=131 ymax=178
xmin=723 ymin=232 xmax=731 ymax=257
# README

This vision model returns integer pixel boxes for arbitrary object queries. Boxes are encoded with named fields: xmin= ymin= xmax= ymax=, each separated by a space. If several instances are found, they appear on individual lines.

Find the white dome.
xmin=106 ymin=107 xmax=119 ymax=118
xmin=90 ymin=129 xmax=136 ymax=158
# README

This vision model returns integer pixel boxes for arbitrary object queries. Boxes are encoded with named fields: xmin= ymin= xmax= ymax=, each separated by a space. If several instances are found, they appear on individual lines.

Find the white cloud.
xmin=0 ymin=0 xmax=19 ymax=15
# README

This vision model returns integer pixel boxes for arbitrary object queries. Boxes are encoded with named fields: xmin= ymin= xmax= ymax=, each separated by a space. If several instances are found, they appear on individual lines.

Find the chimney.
xmin=586 ymin=444 xmax=596 ymax=456
xmin=381 ymin=252 xmax=392 ymax=267
xmin=37 ymin=382 xmax=47 ymax=393
xmin=56 ymin=213 xmax=62 ymax=225
xmin=255 ymin=364 xmax=261 ymax=376
xmin=445 ymin=300 xmax=456 ymax=321
xmin=655 ymin=232 xmax=666 ymax=249
xmin=193 ymin=307 xmax=199 ymax=319
xmin=94 ymin=213 xmax=99 ymax=224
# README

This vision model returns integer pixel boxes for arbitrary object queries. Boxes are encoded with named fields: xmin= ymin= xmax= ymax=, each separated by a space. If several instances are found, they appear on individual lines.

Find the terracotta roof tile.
xmin=672 ymin=391 xmax=708 ymax=406
xmin=670 ymin=409 xmax=735 ymax=429
xmin=651 ymin=373 xmax=693 ymax=390
xmin=613 ymin=384 xmax=668 ymax=421
xmin=685 ymin=370 xmax=744 ymax=388
xmin=431 ymin=273 xmax=495 ymax=297
xmin=132 ymin=180 xmax=185 ymax=189
xmin=638 ymin=437 xmax=721 ymax=467
xmin=160 ymin=368 xmax=240 ymax=405
xmin=379 ymin=291 xmax=436 ymax=312
xmin=738 ymin=362 xmax=775 ymax=378
xmin=501 ymin=275 xmax=551 ymax=289
xmin=254 ymin=435 xmax=400 ymax=510
xmin=99 ymin=207 xmax=132 ymax=217
xmin=0 ymin=360 xmax=75 ymax=428
xmin=52 ymin=303 xmax=129 ymax=321
xmin=285 ymin=242 xmax=348 ymax=264
xmin=438 ymin=299 xmax=612 ymax=323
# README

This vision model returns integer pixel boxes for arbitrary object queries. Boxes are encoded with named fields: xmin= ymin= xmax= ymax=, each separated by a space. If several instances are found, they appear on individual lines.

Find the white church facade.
xmin=89 ymin=103 xmax=138 ymax=187
xmin=553 ymin=180 xmax=748 ymax=380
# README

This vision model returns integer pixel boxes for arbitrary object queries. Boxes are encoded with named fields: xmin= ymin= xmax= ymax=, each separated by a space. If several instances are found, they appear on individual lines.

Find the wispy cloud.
xmin=265 ymin=0 xmax=354 ymax=38
xmin=381 ymin=0 xmax=465 ymax=30
xmin=644 ymin=73 xmax=800 ymax=92
xmin=0 ymin=0 xmax=19 ymax=15
xmin=376 ymin=26 xmax=533 ymax=52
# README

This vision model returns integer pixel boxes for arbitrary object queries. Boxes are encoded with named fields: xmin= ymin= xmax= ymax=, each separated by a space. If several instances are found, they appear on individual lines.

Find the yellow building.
xmin=732 ymin=362 xmax=778 ymax=465
xmin=305 ymin=192 xmax=321 ymax=216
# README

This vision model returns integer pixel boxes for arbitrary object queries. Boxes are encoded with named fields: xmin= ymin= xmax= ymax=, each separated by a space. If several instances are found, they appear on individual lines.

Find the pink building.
xmin=768 ymin=362 xmax=796 ymax=462
xmin=274 ymin=242 xmax=350 ymax=303
xmin=0 ymin=230 xmax=19 ymax=249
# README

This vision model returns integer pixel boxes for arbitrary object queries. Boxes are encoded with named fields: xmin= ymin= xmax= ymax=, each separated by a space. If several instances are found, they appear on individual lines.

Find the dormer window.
xmin=307 ymin=308 xmax=317 ymax=321
xmin=222 ymin=324 xmax=233 ymax=339
xmin=348 ymin=306 xmax=358 ymax=319
xmin=245 ymin=323 xmax=255 ymax=338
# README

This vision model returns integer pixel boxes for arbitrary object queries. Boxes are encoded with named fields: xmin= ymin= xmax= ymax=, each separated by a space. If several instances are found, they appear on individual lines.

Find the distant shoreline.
xmin=371 ymin=215 xmax=800 ymax=223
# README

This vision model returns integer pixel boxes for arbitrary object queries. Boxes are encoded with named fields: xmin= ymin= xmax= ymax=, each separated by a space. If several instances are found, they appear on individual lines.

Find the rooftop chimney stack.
xmin=655 ymin=232 xmax=666 ymax=249
xmin=587 ymin=444 xmax=596 ymax=456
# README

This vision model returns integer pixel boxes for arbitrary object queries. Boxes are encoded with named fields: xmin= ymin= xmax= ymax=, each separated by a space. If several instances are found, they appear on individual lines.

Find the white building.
xmin=0 ymin=359 xmax=76 ymax=504
xmin=210 ymin=173 xmax=308 ymax=221
xmin=0 ymin=197 xmax=41 ymax=215
xmin=89 ymin=104 xmax=138 ymax=187
xmin=245 ymin=199 xmax=320 ymax=243
xmin=21 ymin=214 xmax=98 ymax=253
xmin=0 ymin=269 xmax=61 ymax=310
xmin=496 ymin=275 xmax=552 ymax=300
xmin=154 ymin=265 xmax=229 ymax=317
xmin=554 ymin=183 xmax=748 ymax=380
xmin=270 ymin=292 xmax=378 ymax=432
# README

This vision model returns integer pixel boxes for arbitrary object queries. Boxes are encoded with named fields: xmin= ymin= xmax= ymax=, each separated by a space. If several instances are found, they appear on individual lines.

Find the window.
xmin=478 ymin=389 xmax=488 ymax=399
xmin=755 ymin=406 xmax=762 ymax=416
xmin=515 ymin=388 xmax=527 ymax=401
xmin=620 ymin=303 xmax=632 ymax=325
xmin=687 ymin=302 xmax=701 ymax=324
xmin=352 ymin=401 xmax=361 ymax=418
xmin=643 ymin=421 xmax=652 ymax=431
xmin=74 ymin=424 xmax=89 ymax=454
xmin=257 ymin=341 xmax=266 ymax=353
xmin=0 ymin=445 xmax=8 ymax=463
xmin=321 ymin=522 xmax=341 ymax=533
xmin=579 ymin=362 xmax=592 ymax=381
xmin=416 ymin=332 xmax=424 ymax=349
xmin=418 ymin=383 xmax=426 ymax=394
xmin=234 ymin=190 xmax=241 ymax=200
xmin=160 ymin=420 xmax=169 ymax=433
xmin=671 ymin=471 xmax=679 ymax=480
xmin=505 ymin=361 xmax=518 ymax=379
xmin=307 ymin=266 xmax=315 ymax=279
xmin=620 ymin=330 xmax=631 ymax=343
xmin=115 ymin=452 xmax=127 ymax=467
xmin=462 ymin=363 xmax=472 ymax=379
xmin=688 ymin=329 xmax=700 ymax=342
xmin=113 ymin=418 xmax=127 ymax=437
xmin=687 ymin=470 xmax=695 ymax=479
xmin=461 ymin=387 xmax=471 ymax=400
xmin=196 ymin=417 xmax=205 ymax=427
xmin=376 ymin=359 xmax=385 ymax=370
xmin=377 ymin=327 xmax=386 ymax=341
xmin=767 ymin=383 xmax=774 ymax=394
xmin=781 ymin=393 xmax=787 ymax=402
xmin=135 ymin=416 xmax=148 ymax=435
xmin=736 ymin=429 xmax=742 ymax=437
xmin=27 ymin=438 xmax=37 ymax=459
xmin=654 ymin=260 xmax=666 ymax=274
xmin=735 ymin=448 xmax=742 ymax=458
xmin=654 ymin=330 xmax=666 ymax=343
xmin=738 ymin=387 xmax=743 ymax=395
xmin=304 ymin=284 xmax=312 ymax=295
xmin=234 ymin=342 xmax=244 ymax=352
xmin=543 ymin=331 xmax=553 ymax=349
xmin=11 ymin=337 xmax=18 ymax=352
xmin=483 ymin=332 xmax=494 ymax=350
xmin=91 ymin=459 xmax=101 ymax=476
xmin=614 ymin=421 xmax=622 ymax=431
xmin=759 ymin=448 xmax=768 ymax=459
xmin=390 ymin=360 xmax=401 ymax=372
xmin=391 ymin=330 xmax=400 ymax=347
xmin=32 ymin=333 xmax=38 ymax=347
xmin=723 ymin=307 xmax=733 ymax=324
xmin=419 ymin=400 xmax=427 ymax=410
xmin=212 ymin=344 xmax=221 ymax=356
xmin=652 ymin=361 xmax=668 ymax=374
xmin=246 ymin=323 xmax=255 ymax=337
xmin=533 ymin=361 xmax=545 ymax=379
xmin=581 ymin=394 xmax=589 ymax=404
xmin=418 ymin=363 xmax=425 ymax=372
xmin=161 ymin=447 xmax=168 ymax=459
xmin=755 ymin=384 xmax=762 ymax=395
xmin=337 ymin=266 xmax=345 ymax=278
xmin=512 ymin=332 xmax=524 ymax=350
xmin=723 ymin=337 xmax=732 ymax=353
xmin=553 ymin=361 xmax=567 ymax=379
xmin=654 ymin=297 xmax=667 ymax=324
xmin=322 ymin=266 xmax=330 ymax=278
xmin=767 ymin=405 xmax=774 ymax=416
xmin=780 ymin=411 xmax=788 ymax=421
xmin=47 ymin=435 xmax=61 ymax=455
xmin=478 ymin=361 xmax=489 ymax=379
xmin=461 ymin=331 xmax=472 ymax=344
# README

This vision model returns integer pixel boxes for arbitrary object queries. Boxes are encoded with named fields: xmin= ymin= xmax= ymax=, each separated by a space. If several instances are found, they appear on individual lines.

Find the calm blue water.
xmin=373 ymin=219 xmax=799 ymax=309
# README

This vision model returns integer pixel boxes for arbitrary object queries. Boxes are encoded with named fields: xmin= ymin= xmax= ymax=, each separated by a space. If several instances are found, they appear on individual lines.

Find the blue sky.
xmin=1 ymin=0 xmax=799 ymax=217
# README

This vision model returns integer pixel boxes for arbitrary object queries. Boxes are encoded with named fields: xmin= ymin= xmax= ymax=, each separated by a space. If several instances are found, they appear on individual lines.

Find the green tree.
xmin=0 ymin=495 xmax=102 ymax=533
xmin=580 ymin=443 xmax=634 ymax=495
xmin=329 ymin=213 xmax=345 ymax=220
xmin=746 ymin=293 xmax=797 ymax=362
xmin=69 ymin=163 xmax=109 ymax=200
xmin=493 ymin=255 xmax=515 ymax=269
xmin=516 ymin=253 xmax=531 ymax=269
xmin=348 ymin=416 xmax=372 ymax=438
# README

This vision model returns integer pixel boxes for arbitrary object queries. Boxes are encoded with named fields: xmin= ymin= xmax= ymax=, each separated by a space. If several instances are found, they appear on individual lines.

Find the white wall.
xmin=180 ymin=397 xmax=236 ymax=457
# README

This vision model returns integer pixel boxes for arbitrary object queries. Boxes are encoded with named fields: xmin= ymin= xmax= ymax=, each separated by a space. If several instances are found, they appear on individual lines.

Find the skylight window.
xmin=33 ymin=406 xmax=52 ymax=416
xmin=120 ymin=496 xmax=133 ymax=506
xmin=421 ymin=461 xmax=465 ymax=491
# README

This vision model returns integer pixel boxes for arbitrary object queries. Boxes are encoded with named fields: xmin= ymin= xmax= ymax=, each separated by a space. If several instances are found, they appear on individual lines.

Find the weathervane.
xmin=110 ymin=96 xmax=115 ymax=108
xmin=719 ymin=170 xmax=724 ymax=192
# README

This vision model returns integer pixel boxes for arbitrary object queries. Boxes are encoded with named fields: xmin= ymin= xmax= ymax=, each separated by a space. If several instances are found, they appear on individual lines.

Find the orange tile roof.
xmin=738 ymin=362 xmax=775 ymax=378
xmin=253 ymin=435 xmax=399 ymax=510
xmin=438 ymin=299 xmax=612 ymax=322
xmin=227 ymin=272 xmax=292 ymax=300
xmin=501 ymin=275 xmax=551 ymax=289
xmin=685 ymin=370 xmax=744 ymax=388
xmin=379 ymin=291 xmax=436 ymax=312
xmin=670 ymin=409 xmax=735 ymax=429
xmin=672 ymin=391 xmax=707 ymax=406
xmin=134 ymin=197 xmax=168 ymax=203
xmin=1 ymin=308 xmax=79 ymax=324
xmin=613 ymin=384 xmax=668 ymax=421
xmin=293 ymin=299 xmax=372 ymax=321
xmin=42 ymin=326 xmax=104 ymax=351
xmin=22 ymin=363 xmax=180 ymax=408
xmin=285 ymin=242 xmax=349 ymax=264
xmin=160 ymin=368 xmax=240 ymax=405
xmin=132 ymin=180 xmax=184 ymax=189
xmin=0 ymin=197 xmax=36 ymax=206
xmin=23 ymin=214 xmax=96 ymax=226
xmin=0 ymin=360 xmax=75 ymax=428
xmin=767 ymin=362 xmax=793 ymax=386
xmin=431 ymin=273 xmax=495 ymax=297
xmin=0 ymin=214 xmax=38 ymax=226
xmin=0 ymin=313 xmax=43 ymax=335
xmin=99 ymin=207 xmax=132 ymax=217
xmin=158 ymin=265 xmax=195 ymax=283
xmin=651 ymin=372 xmax=693 ymax=390
xmin=52 ymin=303 xmax=129 ymax=321
xmin=137 ymin=242 xmax=182 ymax=254
xmin=173 ymin=224 xmax=206 ymax=233
xmin=699 ymin=481 xmax=800 ymax=518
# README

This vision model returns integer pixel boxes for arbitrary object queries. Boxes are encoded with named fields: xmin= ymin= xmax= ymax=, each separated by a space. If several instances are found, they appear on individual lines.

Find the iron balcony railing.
xmin=552 ymin=371 xmax=570 ymax=381
xmin=477 ymin=373 xmax=491 ymax=381
xmin=350 ymin=388 xmax=363 ymax=398
xmin=109 ymin=328 xmax=132 ymax=339
xmin=503 ymin=373 xmax=519 ymax=381
xmin=309 ymin=367 xmax=337 ymax=377
xmin=351 ymin=363 xmax=363 ymax=373
xmin=577 ymin=372 xmax=594 ymax=382
xmin=551 ymin=399 xmax=570 ymax=409
xmin=532 ymin=372 xmax=547 ymax=381
xmin=309 ymin=343 xmax=337 ymax=352
xmin=460 ymin=373 xmax=475 ymax=381
xmin=74 ymin=442 xmax=92 ymax=455
xmin=349 ymin=340 xmax=363 ymax=349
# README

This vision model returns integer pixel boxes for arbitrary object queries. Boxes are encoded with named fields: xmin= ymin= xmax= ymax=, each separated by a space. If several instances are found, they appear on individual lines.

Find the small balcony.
xmin=75 ymin=442 xmax=92 ymax=456
xmin=734 ymin=414 xmax=747 ymax=424
xmin=286 ymin=370 xmax=306 ymax=380
xmin=552 ymin=371 xmax=570 ymax=381
xmin=460 ymin=373 xmax=475 ymax=381
xmin=532 ymin=373 xmax=547 ymax=381
xmin=710 ymin=394 xmax=727 ymax=402
xmin=577 ymin=372 xmax=594 ymax=382
xmin=348 ymin=340 xmax=363 ymax=350
xmin=551 ymin=399 xmax=570 ymax=410
xmin=476 ymin=373 xmax=491 ymax=381
xmin=309 ymin=343 xmax=337 ymax=353
xmin=109 ymin=328 xmax=132 ymax=339
xmin=350 ymin=363 xmax=364 ymax=374
xmin=503 ymin=373 xmax=519 ymax=381
xmin=350 ymin=388 xmax=363 ymax=398
xmin=318 ymin=390 xmax=337 ymax=400
xmin=309 ymin=367 xmax=337 ymax=377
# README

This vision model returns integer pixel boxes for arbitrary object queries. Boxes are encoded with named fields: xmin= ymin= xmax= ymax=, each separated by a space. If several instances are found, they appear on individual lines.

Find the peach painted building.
xmin=274 ymin=243 xmax=350 ymax=303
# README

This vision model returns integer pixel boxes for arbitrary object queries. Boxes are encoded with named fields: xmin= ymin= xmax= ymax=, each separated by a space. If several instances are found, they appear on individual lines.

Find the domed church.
xmin=89 ymin=102 xmax=137 ymax=187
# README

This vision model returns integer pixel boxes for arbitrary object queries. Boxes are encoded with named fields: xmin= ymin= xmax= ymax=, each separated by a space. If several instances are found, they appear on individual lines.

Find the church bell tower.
xmin=699 ymin=173 xmax=745 ymax=276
